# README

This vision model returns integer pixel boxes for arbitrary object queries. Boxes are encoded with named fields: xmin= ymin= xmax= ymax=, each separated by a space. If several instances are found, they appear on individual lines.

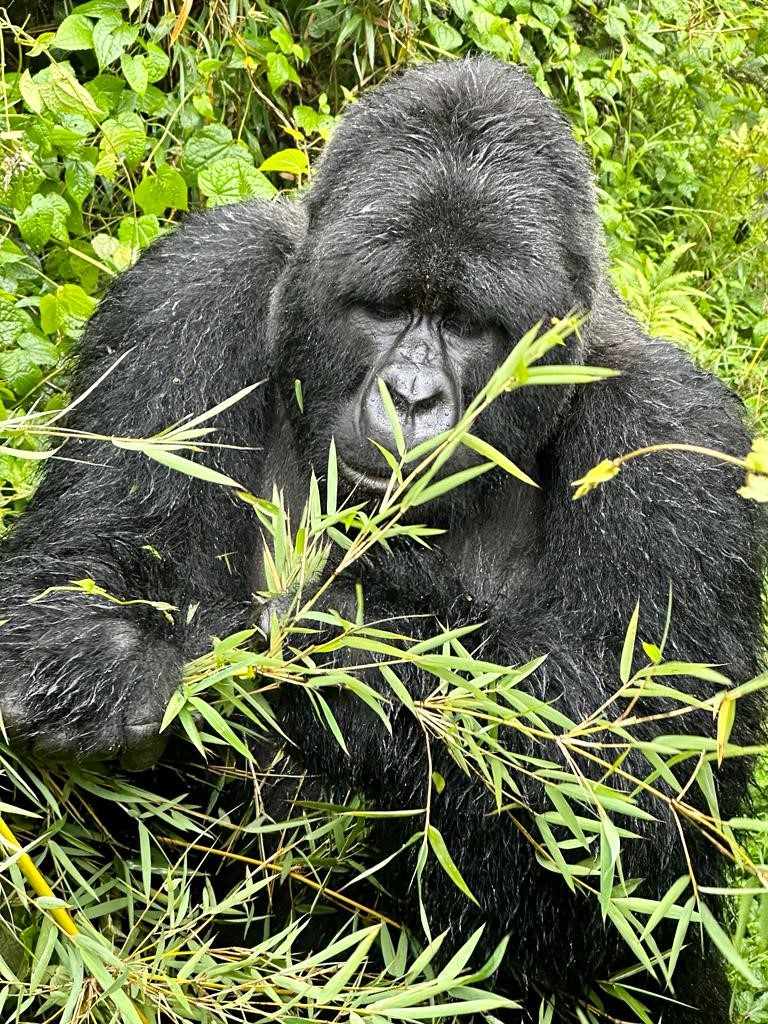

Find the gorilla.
xmin=0 ymin=57 xmax=764 ymax=1023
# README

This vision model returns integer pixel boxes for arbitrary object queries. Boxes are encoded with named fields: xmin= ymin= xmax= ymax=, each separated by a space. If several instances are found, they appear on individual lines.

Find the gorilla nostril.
xmin=389 ymin=388 xmax=410 ymax=415
xmin=412 ymin=390 xmax=445 ymax=416
xmin=381 ymin=367 xmax=450 ymax=413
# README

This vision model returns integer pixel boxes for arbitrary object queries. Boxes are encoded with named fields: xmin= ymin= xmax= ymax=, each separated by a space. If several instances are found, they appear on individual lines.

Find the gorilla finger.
xmin=31 ymin=725 xmax=119 ymax=764
xmin=120 ymin=721 xmax=168 ymax=772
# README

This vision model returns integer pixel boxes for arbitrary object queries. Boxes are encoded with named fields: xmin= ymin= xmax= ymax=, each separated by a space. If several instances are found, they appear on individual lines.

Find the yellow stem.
xmin=0 ymin=814 xmax=79 ymax=936
xmin=614 ymin=442 xmax=747 ymax=470
xmin=157 ymin=836 xmax=400 ymax=927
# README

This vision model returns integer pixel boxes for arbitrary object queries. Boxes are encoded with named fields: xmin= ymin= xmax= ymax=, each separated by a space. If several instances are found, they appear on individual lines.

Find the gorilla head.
xmin=270 ymin=58 xmax=604 ymax=499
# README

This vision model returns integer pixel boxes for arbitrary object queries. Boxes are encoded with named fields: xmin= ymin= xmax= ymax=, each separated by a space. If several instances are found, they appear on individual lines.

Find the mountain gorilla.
xmin=0 ymin=57 xmax=764 ymax=1022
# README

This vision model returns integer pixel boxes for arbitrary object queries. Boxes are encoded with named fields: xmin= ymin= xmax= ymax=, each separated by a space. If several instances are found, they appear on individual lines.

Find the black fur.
xmin=0 ymin=58 xmax=764 ymax=1021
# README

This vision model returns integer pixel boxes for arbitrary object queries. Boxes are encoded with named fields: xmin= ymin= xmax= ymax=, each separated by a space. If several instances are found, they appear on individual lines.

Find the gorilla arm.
xmin=0 ymin=200 xmax=304 ymax=768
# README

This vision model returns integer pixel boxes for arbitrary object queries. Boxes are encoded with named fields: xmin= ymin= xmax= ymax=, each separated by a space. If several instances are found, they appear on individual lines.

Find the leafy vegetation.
xmin=1 ymin=1 xmax=767 ymax=1022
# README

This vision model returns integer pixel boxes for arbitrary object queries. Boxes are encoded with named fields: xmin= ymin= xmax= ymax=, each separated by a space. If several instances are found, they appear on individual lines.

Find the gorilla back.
xmin=0 ymin=57 xmax=764 ymax=1022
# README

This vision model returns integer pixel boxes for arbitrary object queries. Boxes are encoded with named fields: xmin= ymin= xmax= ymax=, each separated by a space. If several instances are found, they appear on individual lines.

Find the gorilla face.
xmin=270 ymin=58 xmax=604 ymax=500
xmin=329 ymin=305 xmax=501 ymax=493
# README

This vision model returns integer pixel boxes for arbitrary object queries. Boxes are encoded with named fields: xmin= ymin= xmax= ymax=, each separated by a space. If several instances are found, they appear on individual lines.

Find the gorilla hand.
xmin=0 ymin=598 xmax=183 ymax=771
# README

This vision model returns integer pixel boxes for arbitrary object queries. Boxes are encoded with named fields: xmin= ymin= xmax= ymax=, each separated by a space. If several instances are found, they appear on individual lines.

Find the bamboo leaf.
xmin=169 ymin=381 xmax=263 ymax=433
xmin=119 ymin=445 xmax=243 ymax=488
xmin=699 ymin=902 xmax=761 ymax=986
xmin=716 ymin=694 xmax=736 ymax=767
xmin=406 ymin=463 xmax=494 ymax=507
xmin=378 ymin=377 xmax=405 ymax=457
xmin=620 ymin=602 xmax=640 ymax=684
xmin=326 ymin=437 xmax=338 ymax=515
xmin=460 ymin=433 xmax=539 ymax=487
xmin=427 ymin=826 xmax=477 ymax=904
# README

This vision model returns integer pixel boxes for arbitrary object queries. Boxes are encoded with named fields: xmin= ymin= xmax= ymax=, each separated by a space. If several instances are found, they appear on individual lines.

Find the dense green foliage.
xmin=1 ymin=2 xmax=767 ymax=1022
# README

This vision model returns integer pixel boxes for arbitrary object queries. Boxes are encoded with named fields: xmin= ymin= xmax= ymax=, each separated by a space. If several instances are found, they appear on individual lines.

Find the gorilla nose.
xmin=363 ymin=364 xmax=458 ymax=449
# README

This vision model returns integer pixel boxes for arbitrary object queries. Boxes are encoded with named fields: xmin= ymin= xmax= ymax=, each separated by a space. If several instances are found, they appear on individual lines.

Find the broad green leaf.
xmin=198 ymin=158 xmax=276 ymax=206
xmin=259 ymin=147 xmax=310 ymax=177
xmin=293 ymin=104 xmax=335 ymax=139
xmin=19 ymin=70 xmax=44 ymax=114
xmin=265 ymin=51 xmax=301 ymax=92
xmin=117 ymin=214 xmax=161 ymax=250
xmin=72 ymin=0 xmax=127 ymax=14
xmin=134 ymin=164 xmax=188 ymax=215
xmin=64 ymin=158 xmax=97 ymax=206
xmin=0 ymin=299 xmax=34 ymax=346
xmin=142 ymin=42 xmax=170 ymax=83
xmin=85 ymin=72 xmax=125 ymax=115
xmin=24 ymin=64 xmax=101 ymax=118
xmin=100 ymin=111 xmax=146 ymax=166
xmin=16 ymin=332 xmax=59 ymax=367
xmin=0 ymin=157 xmax=44 ymax=211
xmin=0 ymin=349 xmax=44 ymax=395
xmin=92 ymin=14 xmax=139 ymax=68
xmin=53 ymin=14 xmax=94 ymax=50
xmin=17 ymin=194 xmax=71 ymax=250
xmin=91 ymin=232 xmax=134 ymax=271
xmin=39 ymin=284 xmax=96 ymax=335
xmin=120 ymin=53 xmax=148 ymax=95
xmin=182 ymin=123 xmax=239 ymax=184
xmin=428 ymin=19 xmax=464 ymax=50
xmin=269 ymin=24 xmax=295 ymax=55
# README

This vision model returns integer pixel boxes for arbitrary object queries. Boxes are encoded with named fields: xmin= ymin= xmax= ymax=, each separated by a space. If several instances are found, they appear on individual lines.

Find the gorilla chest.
xmin=440 ymin=483 xmax=545 ymax=607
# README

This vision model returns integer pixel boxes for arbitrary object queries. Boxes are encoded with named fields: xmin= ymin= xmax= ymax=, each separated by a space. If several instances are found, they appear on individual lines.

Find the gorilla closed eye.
xmin=364 ymin=302 xmax=407 ymax=322
xmin=440 ymin=315 xmax=493 ymax=338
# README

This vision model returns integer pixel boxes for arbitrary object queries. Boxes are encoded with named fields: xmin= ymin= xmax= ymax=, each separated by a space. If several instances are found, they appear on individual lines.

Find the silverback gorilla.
xmin=0 ymin=57 xmax=765 ymax=1022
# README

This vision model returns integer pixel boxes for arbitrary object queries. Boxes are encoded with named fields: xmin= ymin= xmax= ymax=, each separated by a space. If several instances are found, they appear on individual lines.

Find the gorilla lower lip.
xmin=337 ymin=457 xmax=392 ymax=495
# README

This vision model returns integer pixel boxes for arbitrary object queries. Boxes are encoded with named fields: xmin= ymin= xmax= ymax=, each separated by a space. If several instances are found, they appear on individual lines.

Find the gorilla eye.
xmin=366 ymin=303 xmax=404 ymax=322
xmin=442 ymin=316 xmax=487 ymax=338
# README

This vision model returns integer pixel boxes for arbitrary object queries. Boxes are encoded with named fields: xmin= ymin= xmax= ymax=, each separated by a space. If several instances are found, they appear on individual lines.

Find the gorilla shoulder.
xmin=80 ymin=199 xmax=307 ymax=365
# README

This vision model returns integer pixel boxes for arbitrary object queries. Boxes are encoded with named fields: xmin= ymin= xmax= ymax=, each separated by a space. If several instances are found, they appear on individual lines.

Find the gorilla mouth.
xmin=337 ymin=456 xmax=393 ymax=496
